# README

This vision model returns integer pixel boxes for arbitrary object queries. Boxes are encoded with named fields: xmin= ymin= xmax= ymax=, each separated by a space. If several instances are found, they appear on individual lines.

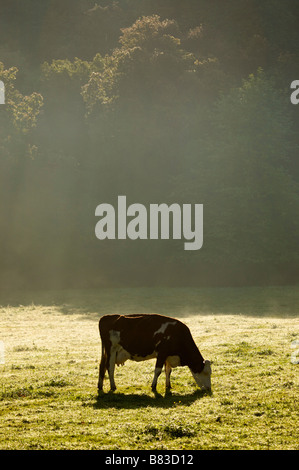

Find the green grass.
xmin=0 ymin=286 xmax=298 ymax=450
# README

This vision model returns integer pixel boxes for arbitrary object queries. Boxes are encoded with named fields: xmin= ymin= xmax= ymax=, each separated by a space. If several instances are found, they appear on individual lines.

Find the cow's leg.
xmin=165 ymin=361 xmax=172 ymax=390
xmin=151 ymin=367 xmax=162 ymax=392
xmin=107 ymin=347 xmax=117 ymax=391
xmin=98 ymin=344 xmax=107 ymax=391
xmin=107 ymin=330 xmax=120 ymax=391
xmin=152 ymin=354 xmax=166 ymax=392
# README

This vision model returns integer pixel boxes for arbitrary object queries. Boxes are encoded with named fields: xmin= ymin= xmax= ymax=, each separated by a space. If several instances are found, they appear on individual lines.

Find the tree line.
xmin=1 ymin=0 xmax=299 ymax=289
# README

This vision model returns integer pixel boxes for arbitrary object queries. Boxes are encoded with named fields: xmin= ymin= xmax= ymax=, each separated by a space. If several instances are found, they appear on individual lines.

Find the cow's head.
xmin=191 ymin=360 xmax=212 ymax=392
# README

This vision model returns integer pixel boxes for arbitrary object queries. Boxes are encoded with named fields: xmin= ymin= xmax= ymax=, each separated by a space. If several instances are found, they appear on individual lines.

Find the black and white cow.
xmin=98 ymin=314 xmax=211 ymax=393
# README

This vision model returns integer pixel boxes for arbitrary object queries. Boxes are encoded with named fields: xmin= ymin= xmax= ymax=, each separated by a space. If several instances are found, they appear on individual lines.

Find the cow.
xmin=98 ymin=313 xmax=211 ymax=393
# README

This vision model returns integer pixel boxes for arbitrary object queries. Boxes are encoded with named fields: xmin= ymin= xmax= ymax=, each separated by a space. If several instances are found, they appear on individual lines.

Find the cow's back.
xmin=99 ymin=313 xmax=192 ymax=356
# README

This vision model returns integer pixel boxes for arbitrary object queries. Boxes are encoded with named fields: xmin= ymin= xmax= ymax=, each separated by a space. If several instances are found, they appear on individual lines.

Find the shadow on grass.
xmin=93 ymin=388 xmax=210 ymax=410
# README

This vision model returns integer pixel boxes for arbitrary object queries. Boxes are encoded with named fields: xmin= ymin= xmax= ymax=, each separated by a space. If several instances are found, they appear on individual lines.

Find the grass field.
xmin=0 ymin=286 xmax=298 ymax=450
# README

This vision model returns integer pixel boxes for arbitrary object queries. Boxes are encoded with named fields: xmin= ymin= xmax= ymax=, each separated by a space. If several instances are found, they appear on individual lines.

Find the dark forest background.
xmin=1 ymin=0 xmax=299 ymax=289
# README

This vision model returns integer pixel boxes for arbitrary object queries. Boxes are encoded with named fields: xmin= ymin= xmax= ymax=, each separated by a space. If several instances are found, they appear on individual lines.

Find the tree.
xmin=80 ymin=16 xmax=224 ymax=196
xmin=0 ymin=62 xmax=43 ymax=161
xmin=174 ymin=69 xmax=299 ymax=284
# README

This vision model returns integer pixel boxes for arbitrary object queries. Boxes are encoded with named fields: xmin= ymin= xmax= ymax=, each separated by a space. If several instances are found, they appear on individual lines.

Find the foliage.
xmin=0 ymin=62 xmax=43 ymax=160
xmin=178 ymin=71 xmax=299 ymax=266
xmin=1 ymin=2 xmax=299 ymax=287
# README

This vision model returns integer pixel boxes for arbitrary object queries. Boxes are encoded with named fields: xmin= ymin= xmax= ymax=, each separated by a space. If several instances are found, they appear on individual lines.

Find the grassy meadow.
xmin=0 ymin=286 xmax=298 ymax=450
